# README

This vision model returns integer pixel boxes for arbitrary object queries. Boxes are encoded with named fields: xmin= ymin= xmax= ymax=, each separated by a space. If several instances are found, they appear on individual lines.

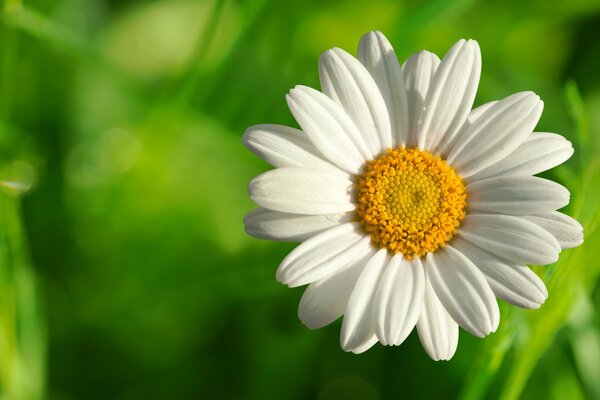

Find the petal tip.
xmin=432 ymin=350 xmax=457 ymax=362
xmin=572 ymin=236 xmax=584 ymax=248
xmin=424 ymin=343 xmax=458 ymax=361
xmin=340 ymin=335 xmax=353 ymax=352
xmin=361 ymin=30 xmax=386 ymax=42
xmin=242 ymin=211 xmax=256 ymax=232
xmin=320 ymin=48 xmax=337 ymax=62
xmin=466 ymin=38 xmax=479 ymax=48
xmin=527 ymin=301 xmax=543 ymax=310
xmin=241 ymin=126 xmax=258 ymax=148
xmin=288 ymin=85 xmax=311 ymax=97
xmin=546 ymin=253 xmax=560 ymax=265
xmin=298 ymin=310 xmax=322 ymax=330
xmin=247 ymin=175 xmax=260 ymax=197
xmin=274 ymin=270 xmax=286 ymax=285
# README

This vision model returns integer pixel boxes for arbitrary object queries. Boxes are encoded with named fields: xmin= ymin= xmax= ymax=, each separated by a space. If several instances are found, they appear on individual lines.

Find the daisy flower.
xmin=243 ymin=31 xmax=583 ymax=360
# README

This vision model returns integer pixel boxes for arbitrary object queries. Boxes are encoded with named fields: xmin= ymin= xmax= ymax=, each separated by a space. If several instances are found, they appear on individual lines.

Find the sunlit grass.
xmin=0 ymin=0 xmax=599 ymax=398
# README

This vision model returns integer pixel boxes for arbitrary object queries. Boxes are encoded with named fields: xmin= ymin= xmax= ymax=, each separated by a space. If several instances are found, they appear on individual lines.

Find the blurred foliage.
xmin=0 ymin=0 xmax=599 ymax=399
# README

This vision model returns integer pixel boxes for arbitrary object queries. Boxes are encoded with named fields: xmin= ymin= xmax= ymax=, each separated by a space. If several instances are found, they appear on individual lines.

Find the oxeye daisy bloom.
xmin=243 ymin=31 xmax=583 ymax=360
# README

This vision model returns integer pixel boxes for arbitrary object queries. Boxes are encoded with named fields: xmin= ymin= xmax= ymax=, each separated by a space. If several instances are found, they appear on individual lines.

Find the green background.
xmin=1 ymin=0 xmax=600 ymax=399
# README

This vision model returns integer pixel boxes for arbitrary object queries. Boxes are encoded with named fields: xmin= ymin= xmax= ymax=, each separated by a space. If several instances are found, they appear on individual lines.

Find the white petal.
xmin=277 ymin=223 xmax=369 ymax=287
xmin=249 ymin=167 xmax=354 ymax=215
xmin=426 ymin=246 xmax=500 ymax=337
xmin=286 ymin=86 xmax=367 ymax=173
xmin=349 ymin=335 xmax=379 ymax=354
xmin=358 ymin=31 xmax=407 ymax=147
xmin=341 ymin=249 xmax=388 ymax=353
xmin=244 ymin=208 xmax=351 ymax=242
xmin=298 ymin=250 xmax=373 ymax=329
xmin=459 ymin=214 xmax=561 ymax=265
xmin=373 ymin=255 xmax=425 ymax=346
xmin=402 ymin=50 xmax=441 ymax=148
xmin=523 ymin=212 xmax=584 ymax=249
xmin=468 ymin=132 xmax=574 ymax=182
xmin=467 ymin=176 xmax=570 ymax=214
xmin=466 ymin=101 xmax=498 ymax=125
xmin=320 ymin=47 xmax=392 ymax=154
xmin=417 ymin=276 xmax=459 ymax=361
xmin=452 ymin=237 xmax=548 ymax=309
xmin=243 ymin=124 xmax=348 ymax=176
xmin=438 ymin=100 xmax=498 ymax=155
xmin=447 ymin=92 xmax=544 ymax=177
xmin=418 ymin=39 xmax=481 ymax=152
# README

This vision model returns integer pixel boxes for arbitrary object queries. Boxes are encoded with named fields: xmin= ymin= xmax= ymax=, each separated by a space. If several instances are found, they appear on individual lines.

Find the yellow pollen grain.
xmin=355 ymin=147 xmax=467 ymax=259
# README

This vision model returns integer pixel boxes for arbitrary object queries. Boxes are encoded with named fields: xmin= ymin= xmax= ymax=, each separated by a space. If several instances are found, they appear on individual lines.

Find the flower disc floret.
xmin=356 ymin=148 xmax=467 ymax=258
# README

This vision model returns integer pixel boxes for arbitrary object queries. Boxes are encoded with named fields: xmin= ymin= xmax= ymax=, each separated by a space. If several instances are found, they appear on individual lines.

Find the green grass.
xmin=1 ymin=0 xmax=600 ymax=399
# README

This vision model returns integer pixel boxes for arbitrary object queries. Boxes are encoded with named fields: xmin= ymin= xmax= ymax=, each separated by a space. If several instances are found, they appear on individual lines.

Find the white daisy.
xmin=243 ymin=31 xmax=583 ymax=361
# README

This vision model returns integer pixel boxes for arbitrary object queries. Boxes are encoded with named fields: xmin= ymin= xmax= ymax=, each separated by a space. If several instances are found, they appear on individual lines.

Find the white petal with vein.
xmin=417 ymin=276 xmax=459 ymax=361
xmin=249 ymin=167 xmax=354 ymax=215
xmin=402 ymin=50 xmax=440 ymax=148
xmin=320 ymin=47 xmax=392 ymax=154
xmin=341 ymin=249 xmax=388 ymax=353
xmin=286 ymin=86 xmax=368 ymax=173
xmin=523 ymin=212 xmax=584 ymax=249
xmin=466 ymin=101 xmax=498 ymax=125
xmin=243 ymin=124 xmax=347 ymax=176
xmin=440 ymin=100 xmax=498 ymax=154
xmin=467 ymin=176 xmax=570 ymax=214
xmin=358 ymin=31 xmax=407 ymax=147
xmin=426 ymin=246 xmax=499 ymax=337
xmin=244 ymin=208 xmax=351 ymax=242
xmin=418 ymin=39 xmax=481 ymax=152
xmin=452 ymin=237 xmax=548 ymax=309
xmin=373 ymin=255 xmax=425 ymax=346
xmin=447 ymin=92 xmax=543 ymax=177
xmin=299 ymin=249 xmax=373 ymax=329
xmin=277 ymin=224 xmax=368 ymax=287
xmin=468 ymin=132 xmax=573 ymax=182
xmin=459 ymin=214 xmax=561 ymax=265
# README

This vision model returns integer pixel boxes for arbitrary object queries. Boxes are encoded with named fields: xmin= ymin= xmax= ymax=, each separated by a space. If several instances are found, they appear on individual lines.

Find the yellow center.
xmin=356 ymin=147 xmax=467 ymax=259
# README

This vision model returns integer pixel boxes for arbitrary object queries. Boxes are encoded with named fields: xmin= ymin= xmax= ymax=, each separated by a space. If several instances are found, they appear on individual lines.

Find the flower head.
xmin=243 ymin=31 xmax=583 ymax=360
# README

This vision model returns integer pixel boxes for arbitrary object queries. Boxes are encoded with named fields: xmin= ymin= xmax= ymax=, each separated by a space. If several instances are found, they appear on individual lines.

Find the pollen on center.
xmin=355 ymin=147 xmax=467 ymax=259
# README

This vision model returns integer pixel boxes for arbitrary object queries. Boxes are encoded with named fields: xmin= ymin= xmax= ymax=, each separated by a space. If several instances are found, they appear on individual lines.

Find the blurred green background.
xmin=1 ymin=0 xmax=600 ymax=399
